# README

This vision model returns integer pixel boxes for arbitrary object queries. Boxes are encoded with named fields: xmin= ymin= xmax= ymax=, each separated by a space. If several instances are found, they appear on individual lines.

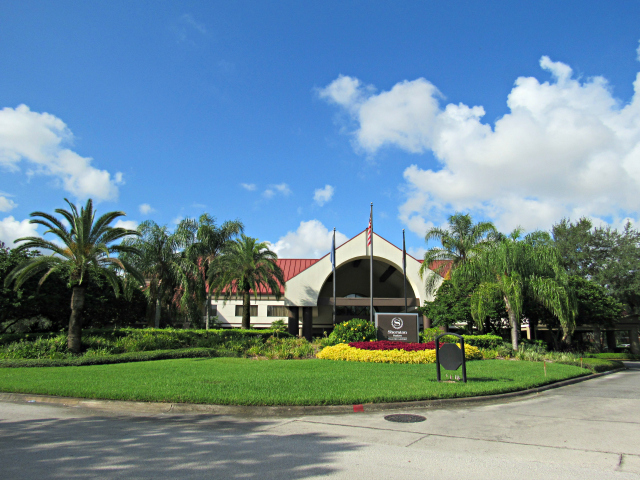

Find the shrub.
xmin=327 ymin=319 xmax=376 ymax=345
xmin=0 ymin=348 xmax=225 ymax=368
xmin=349 ymin=341 xmax=436 ymax=351
xmin=317 ymin=343 xmax=482 ymax=363
xmin=418 ymin=330 xmax=503 ymax=349
xmin=0 ymin=327 xmax=294 ymax=360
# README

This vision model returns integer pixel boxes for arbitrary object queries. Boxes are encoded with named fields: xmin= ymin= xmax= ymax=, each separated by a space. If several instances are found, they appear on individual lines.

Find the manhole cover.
xmin=384 ymin=414 xmax=426 ymax=423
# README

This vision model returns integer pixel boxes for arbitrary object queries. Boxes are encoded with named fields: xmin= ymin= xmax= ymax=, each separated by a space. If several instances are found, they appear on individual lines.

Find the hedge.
xmin=0 ymin=347 xmax=230 ymax=368
xmin=557 ymin=358 xmax=624 ymax=373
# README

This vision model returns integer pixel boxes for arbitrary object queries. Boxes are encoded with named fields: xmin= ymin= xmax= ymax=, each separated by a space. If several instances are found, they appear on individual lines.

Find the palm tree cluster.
xmin=5 ymin=199 xmax=285 ymax=353
xmin=420 ymin=213 xmax=576 ymax=350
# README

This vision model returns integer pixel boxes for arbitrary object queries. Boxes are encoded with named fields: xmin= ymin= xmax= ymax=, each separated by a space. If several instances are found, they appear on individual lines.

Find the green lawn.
xmin=0 ymin=358 xmax=590 ymax=406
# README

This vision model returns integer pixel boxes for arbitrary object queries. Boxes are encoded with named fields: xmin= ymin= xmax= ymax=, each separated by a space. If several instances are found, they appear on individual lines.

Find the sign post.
xmin=375 ymin=313 xmax=419 ymax=343
xmin=435 ymin=333 xmax=467 ymax=383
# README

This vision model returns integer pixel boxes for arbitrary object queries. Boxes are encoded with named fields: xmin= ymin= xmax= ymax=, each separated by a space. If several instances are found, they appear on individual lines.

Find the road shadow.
xmin=0 ymin=412 xmax=362 ymax=479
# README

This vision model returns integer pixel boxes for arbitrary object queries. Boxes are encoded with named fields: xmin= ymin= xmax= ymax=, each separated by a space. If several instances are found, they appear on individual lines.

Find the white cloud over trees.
xmin=0 ymin=105 xmax=123 ymax=201
xmin=0 ymin=216 xmax=38 ymax=246
xmin=270 ymin=219 xmax=347 ymax=258
xmin=320 ymin=53 xmax=640 ymax=233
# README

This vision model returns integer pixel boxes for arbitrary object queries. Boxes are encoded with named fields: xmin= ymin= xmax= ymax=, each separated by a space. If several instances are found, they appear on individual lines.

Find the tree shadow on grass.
xmin=0 ymin=412 xmax=361 ymax=479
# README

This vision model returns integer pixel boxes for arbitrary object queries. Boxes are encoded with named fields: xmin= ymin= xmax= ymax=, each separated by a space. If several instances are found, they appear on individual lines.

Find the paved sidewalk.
xmin=0 ymin=362 xmax=638 ymax=479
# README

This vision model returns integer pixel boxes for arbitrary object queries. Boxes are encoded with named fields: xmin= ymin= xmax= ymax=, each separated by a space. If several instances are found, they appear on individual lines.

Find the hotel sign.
xmin=375 ymin=313 xmax=420 ymax=343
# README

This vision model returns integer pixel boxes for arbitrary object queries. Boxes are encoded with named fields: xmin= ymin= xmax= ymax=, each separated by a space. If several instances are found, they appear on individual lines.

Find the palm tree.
xmin=4 ymin=199 xmax=143 ymax=353
xmin=123 ymin=220 xmax=190 ymax=328
xmin=209 ymin=235 xmax=285 ymax=330
xmin=184 ymin=214 xmax=243 ymax=329
xmin=418 ymin=213 xmax=498 ymax=295
xmin=454 ymin=233 xmax=576 ymax=350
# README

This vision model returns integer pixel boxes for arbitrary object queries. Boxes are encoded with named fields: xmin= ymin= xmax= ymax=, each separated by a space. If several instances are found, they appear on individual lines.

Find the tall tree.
xmin=552 ymin=218 xmax=640 ymax=313
xmin=210 ymin=235 xmax=285 ymax=330
xmin=4 ymin=199 xmax=143 ymax=352
xmin=122 ymin=220 xmax=190 ymax=328
xmin=418 ymin=213 xmax=497 ymax=294
xmin=454 ymin=233 xmax=576 ymax=350
xmin=183 ymin=214 xmax=243 ymax=329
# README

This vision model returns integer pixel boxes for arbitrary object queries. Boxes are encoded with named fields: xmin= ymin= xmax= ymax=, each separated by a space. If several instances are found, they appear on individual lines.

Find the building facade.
xmin=211 ymin=230 xmax=443 ymax=338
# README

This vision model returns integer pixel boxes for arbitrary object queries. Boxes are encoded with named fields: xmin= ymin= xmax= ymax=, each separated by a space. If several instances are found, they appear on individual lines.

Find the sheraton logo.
xmin=391 ymin=317 xmax=404 ymax=329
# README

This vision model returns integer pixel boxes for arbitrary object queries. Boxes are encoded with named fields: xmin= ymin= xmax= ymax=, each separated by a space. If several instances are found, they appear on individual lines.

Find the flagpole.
xmin=403 ymin=229 xmax=407 ymax=313
xmin=370 ymin=203 xmax=373 ymax=324
xmin=332 ymin=227 xmax=336 ymax=325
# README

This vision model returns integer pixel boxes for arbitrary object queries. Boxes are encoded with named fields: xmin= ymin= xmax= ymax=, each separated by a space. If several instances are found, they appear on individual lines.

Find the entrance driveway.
xmin=1 ymin=363 xmax=639 ymax=479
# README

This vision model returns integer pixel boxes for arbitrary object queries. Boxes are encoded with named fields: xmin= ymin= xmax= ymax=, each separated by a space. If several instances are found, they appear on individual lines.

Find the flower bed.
xmin=348 ymin=340 xmax=444 ymax=351
xmin=317 ymin=343 xmax=482 ymax=364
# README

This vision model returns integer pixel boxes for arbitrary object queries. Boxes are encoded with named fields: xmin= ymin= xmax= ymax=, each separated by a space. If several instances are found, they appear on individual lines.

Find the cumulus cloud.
xmin=321 ymin=53 xmax=640 ymax=232
xmin=113 ymin=219 xmax=138 ymax=231
xmin=139 ymin=203 xmax=155 ymax=215
xmin=270 ymin=220 xmax=348 ymax=258
xmin=240 ymin=183 xmax=256 ymax=191
xmin=0 ymin=195 xmax=17 ymax=212
xmin=313 ymin=185 xmax=334 ymax=206
xmin=263 ymin=183 xmax=292 ymax=199
xmin=0 ymin=105 xmax=123 ymax=201
xmin=0 ymin=216 xmax=38 ymax=246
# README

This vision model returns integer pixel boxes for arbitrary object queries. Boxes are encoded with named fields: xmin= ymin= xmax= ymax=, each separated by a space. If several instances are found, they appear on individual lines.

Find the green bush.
xmin=247 ymin=337 xmax=316 ymax=360
xmin=418 ymin=330 xmax=503 ymax=349
xmin=585 ymin=353 xmax=640 ymax=360
xmin=0 ymin=347 xmax=225 ymax=368
xmin=557 ymin=358 xmax=623 ymax=373
xmin=0 ymin=327 xmax=294 ymax=360
xmin=327 ymin=319 xmax=376 ymax=345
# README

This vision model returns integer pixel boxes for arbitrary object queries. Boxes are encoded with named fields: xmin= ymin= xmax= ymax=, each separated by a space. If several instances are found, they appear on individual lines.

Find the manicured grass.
xmin=0 ymin=358 xmax=591 ymax=406
xmin=585 ymin=353 xmax=640 ymax=361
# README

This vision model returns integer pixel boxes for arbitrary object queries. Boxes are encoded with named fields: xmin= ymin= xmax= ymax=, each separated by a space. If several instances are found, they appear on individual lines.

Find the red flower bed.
xmin=348 ymin=340 xmax=444 ymax=351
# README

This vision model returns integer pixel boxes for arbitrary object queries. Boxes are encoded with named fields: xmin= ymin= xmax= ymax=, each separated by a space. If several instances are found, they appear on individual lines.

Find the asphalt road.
xmin=0 ymin=363 xmax=639 ymax=479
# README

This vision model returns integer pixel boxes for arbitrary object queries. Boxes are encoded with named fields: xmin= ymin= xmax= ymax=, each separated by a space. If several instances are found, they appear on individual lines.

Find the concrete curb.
xmin=0 ymin=367 xmax=626 ymax=418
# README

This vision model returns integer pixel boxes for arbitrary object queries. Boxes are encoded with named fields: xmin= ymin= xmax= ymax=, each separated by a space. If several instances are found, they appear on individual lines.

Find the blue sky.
xmin=1 ymin=1 xmax=640 ymax=258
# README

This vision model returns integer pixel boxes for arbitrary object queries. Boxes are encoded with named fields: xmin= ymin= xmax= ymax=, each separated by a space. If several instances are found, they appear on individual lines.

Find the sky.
xmin=1 ymin=1 xmax=640 ymax=259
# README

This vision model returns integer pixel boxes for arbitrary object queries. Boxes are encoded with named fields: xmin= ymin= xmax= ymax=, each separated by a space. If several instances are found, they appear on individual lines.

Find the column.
xmin=287 ymin=306 xmax=299 ymax=336
xmin=606 ymin=330 xmax=617 ymax=352
xmin=630 ymin=326 xmax=639 ymax=355
xmin=302 ymin=306 xmax=313 ymax=341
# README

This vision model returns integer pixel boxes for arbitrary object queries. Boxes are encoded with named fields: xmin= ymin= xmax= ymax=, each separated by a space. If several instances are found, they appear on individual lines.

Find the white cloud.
xmin=0 ymin=105 xmax=123 ymax=201
xmin=240 ymin=183 xmax=256 ymax=191
xmin=0 ymin=195 xmax=17 ymax=212
xmin=313 ymin=185 xmax=334 ymax=206
xmin=0 ymin=216 xmax=38 ymax=246
xmin=113 ymin=219 xmax=138 ymax=231
xmin=321 ymin=53 xmax=640 ymax=233
xmin=269 ymin=220 xmax=348 ymax=258
xmin=139 ymin=203 xmax=155 ymax=215
xmin=263 ymin=183 xmax=292 ymax=199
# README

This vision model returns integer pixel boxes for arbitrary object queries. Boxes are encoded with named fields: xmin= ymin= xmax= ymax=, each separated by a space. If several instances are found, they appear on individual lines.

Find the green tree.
xmin=4 ymin=199 xmax=143 ymax=352
xmin=552 ymin=218 xmax=640 ymax=313
xmin=183 ymin=214 xmax=243 ymax=329
xmin=210 ymin=235 xmax=285 ymax=330
xmin=454 ymin=234 xmax=576 ymax=350
xmin=418 ymin=213 xmax=497 ymax=295
xmin=122 ymin=220 xmax=190 ymax=328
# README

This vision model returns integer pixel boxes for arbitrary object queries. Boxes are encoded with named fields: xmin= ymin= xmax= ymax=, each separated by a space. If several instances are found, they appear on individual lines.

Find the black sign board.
xmin=435 ymin=333 xmax=467 ymax=383
xmin=375 ymin=313 xmax=419 ymax=343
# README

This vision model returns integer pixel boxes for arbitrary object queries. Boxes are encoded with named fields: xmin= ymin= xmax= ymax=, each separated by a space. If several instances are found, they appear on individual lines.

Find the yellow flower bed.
xmin=316 ymin=343 xmax=482 ymax=364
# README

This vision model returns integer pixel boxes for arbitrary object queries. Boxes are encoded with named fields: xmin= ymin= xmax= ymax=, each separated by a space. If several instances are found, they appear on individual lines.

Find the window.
xmin=207 ymin=305 xmax=217 ymax=317
xmin=235 ymin=305 xmax=258 ymax=317
xmin=267 ymin=305 xmax=290 ymax=317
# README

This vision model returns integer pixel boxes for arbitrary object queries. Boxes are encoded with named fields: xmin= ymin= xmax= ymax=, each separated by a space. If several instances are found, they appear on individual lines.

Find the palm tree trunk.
xmin=242 ymin=291 xmax=251 ymax=330
xmin=155 ymin=297 xmax=161 ymax=328
xmin=205 ymin=292 xmax=211 ymax=330
xmin=68 ymin=286 xmax=85 ymax=353
xmin=505 ymin=296 xmax=519 ymax=351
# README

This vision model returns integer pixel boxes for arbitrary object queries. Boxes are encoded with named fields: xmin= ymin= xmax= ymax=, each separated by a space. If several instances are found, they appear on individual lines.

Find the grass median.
xmin=0 ymin=358 xmax=595 ymax=406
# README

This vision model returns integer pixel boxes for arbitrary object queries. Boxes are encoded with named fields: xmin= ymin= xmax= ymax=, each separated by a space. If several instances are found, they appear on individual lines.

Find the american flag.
xmin=367 ymin=210 xmax=372 ymax=246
